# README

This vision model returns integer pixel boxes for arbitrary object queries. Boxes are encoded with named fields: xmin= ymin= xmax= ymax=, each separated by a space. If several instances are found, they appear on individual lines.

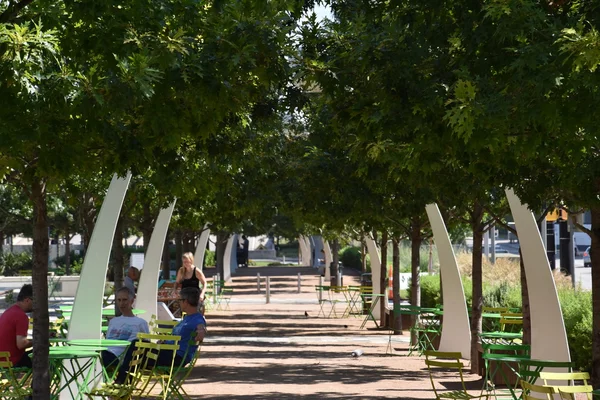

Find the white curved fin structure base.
xmin=323 ymin=241 xmax=332 ymax=281
xmin=505 ymin=189 xmax=570 ymax=362
xmin=365 ymin=235 xmax=382 ymax=319
xmin=194 ymin=225 xmax=210 ymax=271
xmin=69 ymin=172 xmax=131 ymax=338
xmin=223 ymin=235 xmax=237 ymax=282
xmin=63 ymin=172 xmax=131 ymax=400
xmin=426 ymin=204 xmax=470 ymax=358
xmin=298 ymin=235 xmax=311 ymax=266
xmin=136 ymin=201 xmax=176 ymax=323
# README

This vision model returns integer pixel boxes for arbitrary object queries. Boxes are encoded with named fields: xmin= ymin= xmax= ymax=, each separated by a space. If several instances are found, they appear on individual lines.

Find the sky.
xmin=314 ymin=4 xmax=333 ymax=20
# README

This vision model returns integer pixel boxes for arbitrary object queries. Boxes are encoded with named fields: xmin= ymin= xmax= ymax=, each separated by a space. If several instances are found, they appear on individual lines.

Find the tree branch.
xmin=0 ymin=0 xmax=35 ymax=23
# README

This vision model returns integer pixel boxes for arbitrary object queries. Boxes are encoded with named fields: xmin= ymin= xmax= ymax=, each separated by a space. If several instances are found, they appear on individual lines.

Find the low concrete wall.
xmin=0 ymin=276 xmax=82 ymax=297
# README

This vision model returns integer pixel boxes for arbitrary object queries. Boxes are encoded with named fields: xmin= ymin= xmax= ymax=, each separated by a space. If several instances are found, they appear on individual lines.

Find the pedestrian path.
xmin=177 ymin=265 xmax=486 ymax=399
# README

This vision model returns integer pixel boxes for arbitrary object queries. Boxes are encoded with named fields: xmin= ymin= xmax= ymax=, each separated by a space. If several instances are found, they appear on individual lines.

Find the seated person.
xmin=101 ymin=286 xmax=149 ymax=368
xmin=0 ymin=284 xmax=33 ymax=367
xmin=124 ymin=266 xmax=140 ymax=295
xmin=115 ymin=287 xmax=206 ymax=383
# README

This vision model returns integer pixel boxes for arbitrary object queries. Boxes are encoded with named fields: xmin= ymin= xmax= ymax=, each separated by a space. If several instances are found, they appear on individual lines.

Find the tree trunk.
xmin=410 ymin=217 xmax=422 ymax=346
xmin=392 ymin=237 xmax=402 ymax=334
xmin=216 ymin=231 xmax=228 ymax=282
xmin=0 ymin=230 xmax=4 ymax=257
xmin=590 ymin=207 xmax=600 ymax=388
xmin=361 ymin=241 xmax=367 ymax=273
xmin=64 ymin=234 xmax=71 ymax=275
xmin=175 ymin=229 xmax=183 ymax=270
xmin=332 ymin=238 xmax=339 ymax=266
xmin=30 ymin=178 xmax=51 ymax=399
xmin=162 ymin=231 xmax=171 ymax=281
xmin=112 ymin=216 xmax=124 ymax=288
xmin=519 ymin=250 xmax=531 ymax=345
xmin=470 ymin=202 xmax=485 ymax=373
xmin=380 ymin=230 xmax=388 ymax=327
xmin=79 ymin=193 xmax=97 ymax=253
xmin=139 ymin=204 xmax=154 ymax=252
xmin=182 ymin=230 xmax=194 ymax=253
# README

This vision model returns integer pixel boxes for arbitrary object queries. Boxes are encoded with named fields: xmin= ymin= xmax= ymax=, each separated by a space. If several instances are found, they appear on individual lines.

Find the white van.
xmin=573 ymin=225 xmax=591 ymax=255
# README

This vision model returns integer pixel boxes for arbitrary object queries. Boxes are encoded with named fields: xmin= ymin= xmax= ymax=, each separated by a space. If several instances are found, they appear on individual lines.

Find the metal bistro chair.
xmin=558 ymin=385 xmax=593 ymax=400
xmin=161 ymin=332 xmax=203 ymax=400
xmin=424 ymin=350 xmax=490 ymax=400
xmin=0 ymin=352 xmax=32 ymax=399
xmin=85 ymin=345 xmax=146 ymax=400
xmin=539 ymin=371 xmax=591 ymax=398
xmin=521 ymin=380 xmax=554 ymax=400
xmin=135 ymin=332 xmax=181 ymax=400
xmin=149 ymin=314 xmax=179 ymax=335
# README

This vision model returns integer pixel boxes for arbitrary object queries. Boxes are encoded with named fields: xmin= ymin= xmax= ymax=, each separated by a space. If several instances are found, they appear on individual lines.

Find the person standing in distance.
xmin=0 ymin=284 xmax=33 ymax=367
xmin=176 ymin=252 xmax=207 ymax=302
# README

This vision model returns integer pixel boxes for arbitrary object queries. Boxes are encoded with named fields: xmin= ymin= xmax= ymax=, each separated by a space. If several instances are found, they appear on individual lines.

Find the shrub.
xmin=4 ymin=290 xmax=14 ymax=305
xmin=559 ymin=287 xmax=592 ymax=373
xmin=340 ymin=246 xmax=362 ymax=270
xmin=54 ymin=251 xmax=85 ymax=275
xmin=0 ymin=252 xmax=33 ymax=276
xmin=204 ymin=250 xmax=215 ymax=267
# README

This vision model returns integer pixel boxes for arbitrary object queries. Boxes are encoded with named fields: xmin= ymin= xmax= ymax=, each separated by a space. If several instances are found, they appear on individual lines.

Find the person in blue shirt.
xmin=115 ymin=287 xmax=206 ymax=383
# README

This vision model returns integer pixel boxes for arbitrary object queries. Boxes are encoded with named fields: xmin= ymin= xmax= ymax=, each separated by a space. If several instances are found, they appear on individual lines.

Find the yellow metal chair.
xmin=149 ymin=314 xmax=179 ymax=335
xmin=558 ymin=385 xmax=593 ymax=400
xmin=85 ymin=345 xmax=146 ymax=400
xmin=539 ymin=371 xmax=591 ymax=396
xmin=521 ymin=380 xmax=554 ymax=400
xmin=0 ymin=352 xmax=32 ymax=399
xmin=135 ymin=332 xmax=181 ymax=400
xmin=424 ymin=350 xmax=490 ymax=400
xmin=499 ymin=312 xmax=523 ymax=333
xmin=162 ymin=336 xmax=202 ymax=400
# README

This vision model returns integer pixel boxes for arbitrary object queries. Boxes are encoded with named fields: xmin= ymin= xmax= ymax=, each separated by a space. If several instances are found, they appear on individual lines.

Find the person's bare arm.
xmin=175 ymin=268 xmax=184 ymax=289
xmin=194 ymin=324 xmax=207 ymax=343
xmin=197 ymin=268 xmax=207 ymax=300
xmin=16 ymin=335 xmax=32 ymax=350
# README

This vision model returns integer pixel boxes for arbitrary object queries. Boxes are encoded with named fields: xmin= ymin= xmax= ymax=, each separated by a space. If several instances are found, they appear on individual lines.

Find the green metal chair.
xmin=163 ymin=339 xmax=202 ymax=400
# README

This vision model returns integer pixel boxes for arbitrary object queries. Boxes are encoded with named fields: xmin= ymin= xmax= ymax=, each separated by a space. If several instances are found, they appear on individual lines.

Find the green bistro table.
xmin=67 ymin=338 xmax=131 ymax=347
xmin=480 ymin=331 xmax=523 ymax=344
xmin=46 ymin=346 xmax=103 ymax=400
xmin=49 ymin=338 xmax=69 ymax=347
xmin=346 ymin=286 xmax=365 ymax=317
xmin=57 ymin=306 xmax=146 ymax=316
xmin=67 ymin=339 xmax=131 ymax=380
xmin=481 ymin=343 xmax=530 ymax=400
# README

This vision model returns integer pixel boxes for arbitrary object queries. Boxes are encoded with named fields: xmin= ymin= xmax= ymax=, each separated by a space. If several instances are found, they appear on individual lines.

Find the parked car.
xmin=583 ymin=247 xmax=591 ymax=268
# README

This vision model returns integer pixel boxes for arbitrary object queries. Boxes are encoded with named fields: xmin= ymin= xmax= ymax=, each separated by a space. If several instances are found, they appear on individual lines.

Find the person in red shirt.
xmin=0 ymin=284 xmax=33 ymax=367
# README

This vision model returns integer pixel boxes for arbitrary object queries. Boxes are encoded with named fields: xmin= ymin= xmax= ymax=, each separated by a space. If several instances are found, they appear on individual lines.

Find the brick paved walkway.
xmin=178 ymin=265 xmax=486 ymax=399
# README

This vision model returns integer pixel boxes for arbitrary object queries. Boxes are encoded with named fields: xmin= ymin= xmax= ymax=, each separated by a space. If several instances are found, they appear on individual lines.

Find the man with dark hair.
xmin=0 ymin=284 xmax=33 ymax=367
xmin=115 ymin=287 xmax=207 ymax=383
